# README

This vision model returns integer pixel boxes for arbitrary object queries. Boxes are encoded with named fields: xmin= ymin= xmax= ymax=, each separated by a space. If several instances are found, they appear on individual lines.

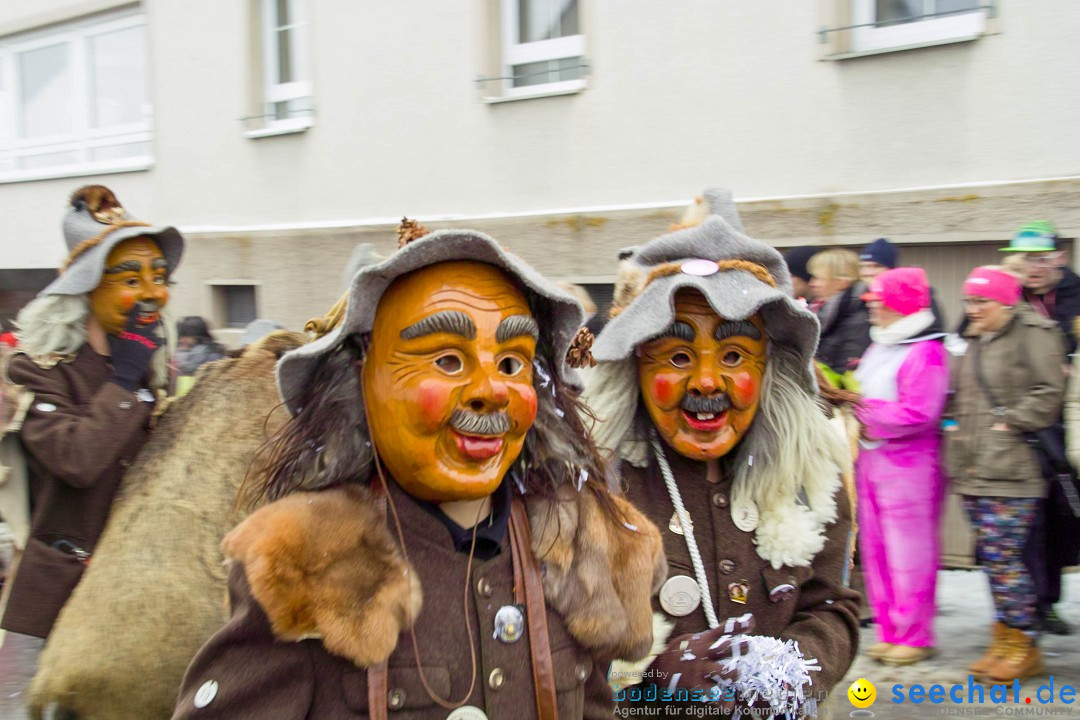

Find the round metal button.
xmin=719 ymin=559 xmax=735 ymax=575
xmin=712 ymin=492 xmax=728 ymax=509
xmin=494 ymin=604 xmax=525 ymax=643
xmin=193 ymin=680 xmax=218 ymax=708
xmin=476 ymin=577 xmax=492 ymax=598
xmin=488 ymin=668 xmax=505 ymax=690
xmin=575 ymin=663 xmax=590 ymax=683
xmin=387 ymin=688 xmax=406 ymax=710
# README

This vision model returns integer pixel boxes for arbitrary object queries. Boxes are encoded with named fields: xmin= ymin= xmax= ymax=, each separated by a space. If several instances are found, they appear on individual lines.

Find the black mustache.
xmin=450 ymin=409 xmax=510 ymax=436
xmin=135 ymin=301 xmax=161 ymax=313
xmin=680 ymin=394 xmax=732 ymax=414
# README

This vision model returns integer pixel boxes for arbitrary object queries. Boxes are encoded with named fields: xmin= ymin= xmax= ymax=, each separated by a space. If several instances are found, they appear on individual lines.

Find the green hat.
xmin=1002 ymin=221 xmax=1058 ymax=253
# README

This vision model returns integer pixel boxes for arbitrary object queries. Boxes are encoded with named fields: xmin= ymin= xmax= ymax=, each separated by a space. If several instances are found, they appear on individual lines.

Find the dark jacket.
xmin=174 ymin=342 xmax=226 ymax=377
xmin=617 ymin=452 xmax=860 ymax=716
xmin=173 ymin=481 xmax=665 ymax=720
xmin=815 ymin=284 xmax=872 ymax=376
xmin=1 ymin=346 xmax=152 ymax=638
xmin=946 ymin=305 xmax=1066 ymax=498
xmin=1023 ymin=266 xmax=1080 ymax=356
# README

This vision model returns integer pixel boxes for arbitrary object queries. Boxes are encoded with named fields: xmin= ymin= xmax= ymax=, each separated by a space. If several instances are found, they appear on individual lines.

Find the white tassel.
xmin=714 ymin=636 xmax=819 ymax=718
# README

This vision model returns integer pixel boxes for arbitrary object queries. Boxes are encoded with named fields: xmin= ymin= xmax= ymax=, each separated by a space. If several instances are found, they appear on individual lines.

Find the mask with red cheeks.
xmin=89 ymin=237 xmax=170 ymax=335
xmin=637 ymin=289 xmax=767 ymax=461
xmin=360 ymin=261 xmax=539 ymax=502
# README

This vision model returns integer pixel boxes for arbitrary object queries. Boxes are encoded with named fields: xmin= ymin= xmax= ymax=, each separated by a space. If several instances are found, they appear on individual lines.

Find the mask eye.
xmin=124 ymin=277 xmax=140 ymax=288
xmin=434 ymin=354 xmax=463 ymax=375
xmin=498 ymin=356 xmax=524 ymax=376
xmin=153 ymin=274 xmax=168 ymax=285
xmin=721 ymin=351 xmax=742 ymax=367
xmin=670 ymin=352 xmax=692 ymax=369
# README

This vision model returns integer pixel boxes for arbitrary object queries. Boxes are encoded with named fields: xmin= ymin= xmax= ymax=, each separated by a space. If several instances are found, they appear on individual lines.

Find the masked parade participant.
xmin=0 ymin=185 xmax=181 ymax=642
xmin=172 ymin=227 xmax=665 ymax=720
xmin=586 ymin=191 xmax=859 ymax=717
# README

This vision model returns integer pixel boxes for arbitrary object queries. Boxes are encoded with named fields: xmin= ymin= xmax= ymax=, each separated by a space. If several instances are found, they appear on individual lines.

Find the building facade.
xmin=0 ymin=0 xmax=1078 ymax=343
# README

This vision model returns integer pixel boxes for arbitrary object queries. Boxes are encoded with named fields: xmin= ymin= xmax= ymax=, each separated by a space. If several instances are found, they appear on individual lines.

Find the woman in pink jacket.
xmin=853 ymin=267 xmax=949 ymax=666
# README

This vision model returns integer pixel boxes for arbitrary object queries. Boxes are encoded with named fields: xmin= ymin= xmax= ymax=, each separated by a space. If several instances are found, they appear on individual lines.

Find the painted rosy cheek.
xmin=416 ymin=379 xmax=453 ymax=427
xmin=121 ymin=295 xmax=136 ymax=310
xmin=651 ymin=374 xmax=679 ymax=408
xmin=730 ymin=372 xmax=760 ymax=407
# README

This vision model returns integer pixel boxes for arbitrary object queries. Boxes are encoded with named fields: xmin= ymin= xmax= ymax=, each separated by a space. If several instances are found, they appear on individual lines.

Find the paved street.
xmin=823 ymin=570 xmax=1080 ymax=720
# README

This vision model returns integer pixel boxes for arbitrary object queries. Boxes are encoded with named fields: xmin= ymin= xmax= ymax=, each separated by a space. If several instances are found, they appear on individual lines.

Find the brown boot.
xmin=984 ymin=627 xmax=1044 ymax=683
xmin=969 ymin=622 xmax=1009 ymax=675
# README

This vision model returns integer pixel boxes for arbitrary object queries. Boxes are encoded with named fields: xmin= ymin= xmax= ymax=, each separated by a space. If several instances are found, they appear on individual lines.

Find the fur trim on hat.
xmin=223 ymin=482 xmax=667 ymax=667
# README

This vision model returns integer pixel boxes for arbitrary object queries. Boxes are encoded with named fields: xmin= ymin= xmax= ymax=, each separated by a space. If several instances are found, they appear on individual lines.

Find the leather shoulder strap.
xmin=509 ymin=496 xmax=559 ymax=720
xmin=367 ymin=662 xmax=389 ymax=720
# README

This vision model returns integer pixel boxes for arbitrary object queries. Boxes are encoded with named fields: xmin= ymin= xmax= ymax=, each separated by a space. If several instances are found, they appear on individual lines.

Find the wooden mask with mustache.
xmin=360 ymin=261 xmax=539 ymax=502
xmin=637 ymin=289 xmax=767 ymax=461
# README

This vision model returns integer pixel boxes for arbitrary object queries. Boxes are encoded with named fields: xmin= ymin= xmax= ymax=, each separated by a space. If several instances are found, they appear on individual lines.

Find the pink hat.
xmin=963 ymin=266 xmax=1021 ymax=306
xmin=862 ymin=267 xmax=930 ymax=316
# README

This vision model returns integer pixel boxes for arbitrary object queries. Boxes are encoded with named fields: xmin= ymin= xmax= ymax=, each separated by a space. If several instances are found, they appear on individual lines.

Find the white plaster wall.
xmin=2 ymin=0 xmax=1079 ymax=266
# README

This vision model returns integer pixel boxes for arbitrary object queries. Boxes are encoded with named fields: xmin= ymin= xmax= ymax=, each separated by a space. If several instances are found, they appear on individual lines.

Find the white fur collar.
xmin=869 ymin=309 xmax=935 ymax=346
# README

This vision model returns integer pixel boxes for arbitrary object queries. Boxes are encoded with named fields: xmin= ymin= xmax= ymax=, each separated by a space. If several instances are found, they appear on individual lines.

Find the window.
xmin=849 ymin=0 xmax=987 ymax=54
xmin=254 ymin=0 xmax=313 ymax=134
xmin=0 ymin=11 xmax=151 ymax=182
xmin=213 ymin=285 xmax=258 ymax=329
xmin=498 ymin=0 xmax=585 ymax=98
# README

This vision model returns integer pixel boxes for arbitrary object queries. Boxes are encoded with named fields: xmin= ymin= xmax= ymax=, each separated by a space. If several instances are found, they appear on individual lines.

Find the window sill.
xmin=826 ymin=33 xmax=982 ymax=60
xmin=0 ymin=158 xmax=154 ymax=185
xmin=484 ymin=79 xmax=586 ymax=104
xmin=244 ymin=117 xmax=315 ymax=139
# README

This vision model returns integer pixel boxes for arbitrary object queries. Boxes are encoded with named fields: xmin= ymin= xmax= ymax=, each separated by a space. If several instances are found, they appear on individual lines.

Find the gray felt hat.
xmin=593 ymin=205 xmax=820 ymax=391
xmin=277 ymin=230 xmax=585 ymax=414
xmin=40 ymin=186 xmax=184 ymax=297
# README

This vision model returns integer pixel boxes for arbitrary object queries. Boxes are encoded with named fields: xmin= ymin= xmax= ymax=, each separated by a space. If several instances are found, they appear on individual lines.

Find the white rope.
xmin=651 ymin=434 xmax=720 ymax=629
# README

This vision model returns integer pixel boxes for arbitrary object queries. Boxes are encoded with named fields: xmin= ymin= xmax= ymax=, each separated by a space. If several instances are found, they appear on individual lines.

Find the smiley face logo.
xmin=848 ymin=678 xmax=877 ymax=709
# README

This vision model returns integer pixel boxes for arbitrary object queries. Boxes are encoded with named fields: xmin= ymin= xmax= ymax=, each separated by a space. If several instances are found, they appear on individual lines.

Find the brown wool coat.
xmin=1 ymin=345 xmax=152 ymax=639
xmin=172 ymin=480 xmax=666 ymax=720
xmin=946 ymin=305 xmax=1065 ymax=498
xmin=618 ymin=451 xmax=860 ymax=714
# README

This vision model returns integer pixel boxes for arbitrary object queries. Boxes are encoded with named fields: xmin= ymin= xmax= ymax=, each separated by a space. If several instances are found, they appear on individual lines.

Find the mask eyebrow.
xmin=496 ymin=314 xmax=539 ymax=343
xmin=650 ymin=321 xmax=695 ymax=343
xmin=715 ymin=320 xmax=762 ymax=342
xmin=151 ymin=257 xmax=168 ymax=270
xmin=103 ymin=260 xmax=143 ymax=274
xmin=400 ymin=310 xmax=476 ymax=341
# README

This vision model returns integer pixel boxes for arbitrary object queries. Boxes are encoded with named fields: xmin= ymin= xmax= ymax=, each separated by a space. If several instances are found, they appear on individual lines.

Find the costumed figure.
xmin=23 ymin=331 xmax=304 ymax=720
xmin=852 ymin=268 xmax=948 ymax=666
xmin=0 ymin=185 xmax=183 ymax=643
xmin=172 ymin=226 xmax=665 ymax=719
xmin=585 ymin=190 xmax=859 ymax=717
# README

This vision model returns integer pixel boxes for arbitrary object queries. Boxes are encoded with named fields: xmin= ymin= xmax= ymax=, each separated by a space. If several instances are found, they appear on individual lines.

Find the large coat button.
xmin=711 ymin=492 xmax=728 ymax=509
xmin=194 ymin=680 xmax=218 ymax=708
xmin=476 ymin=577 xmax=493 ymax=598
xmin=488 ymin=668 xmax=505 ymax=690
xmin=719 ymin=559 xmax=735 ymax=575
xmin=387 ymin=688 xmax=406 ymax=709
xmin=575 ymin=663 xmax=590 ymax=683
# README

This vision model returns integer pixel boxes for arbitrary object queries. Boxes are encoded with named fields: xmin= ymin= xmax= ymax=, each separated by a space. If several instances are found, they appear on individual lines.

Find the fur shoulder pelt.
xmin=528 ymin=486 xmax=666 ymax=662
xmin=224 ymin=484 xmax=667 ymax=668
xmin=222 ymin=485 xmax=423 ymax=668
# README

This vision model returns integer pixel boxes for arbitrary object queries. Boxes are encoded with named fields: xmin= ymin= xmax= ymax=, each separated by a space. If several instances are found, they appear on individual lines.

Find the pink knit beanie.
xmin=863 ymin=267 xmax=931 ymax=316
xmin=963 ymin=266 xmax=1021 ymax=306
